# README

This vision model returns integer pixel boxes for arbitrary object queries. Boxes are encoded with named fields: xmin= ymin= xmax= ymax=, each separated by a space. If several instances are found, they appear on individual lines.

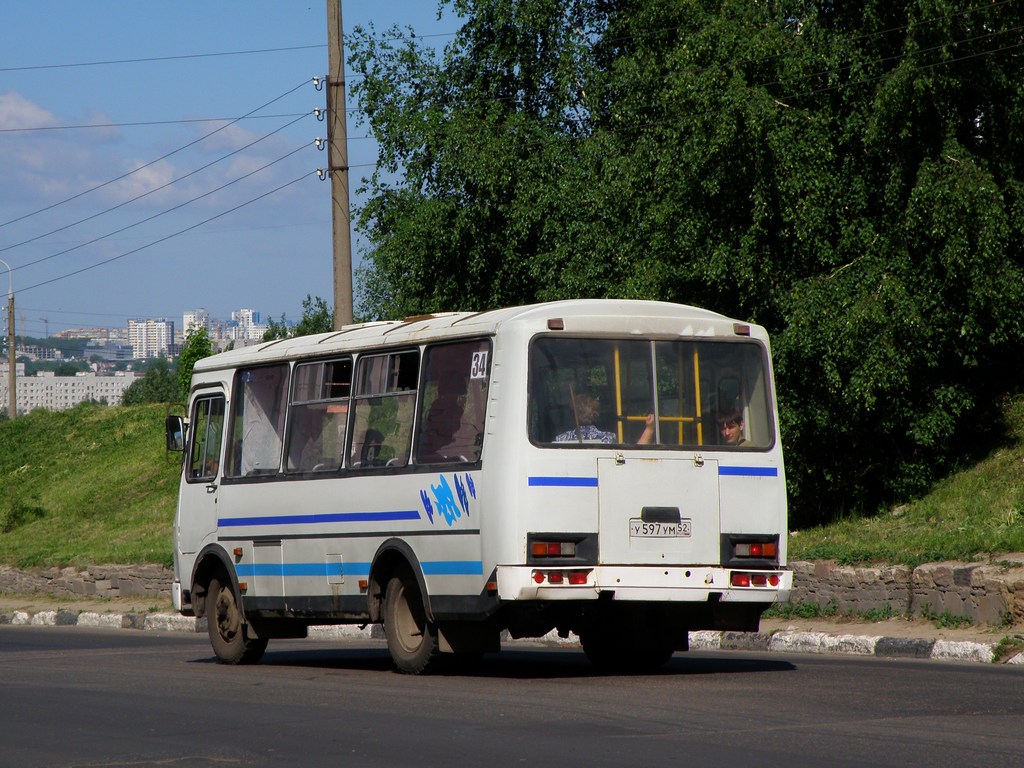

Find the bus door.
xmin=596 ymin=456 xmax=720 ymax=565
xmin=178 ymin=390 xmax=226 ymax=555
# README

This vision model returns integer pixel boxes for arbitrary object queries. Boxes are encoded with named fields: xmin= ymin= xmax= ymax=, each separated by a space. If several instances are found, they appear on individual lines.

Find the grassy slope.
xmin=1 ymin=397 xmax=1022 ymax=569
xmin=0 ymin=404 xmax=180 ymax=568
xmin=789 ymin=395 xmax=1024 ymax=566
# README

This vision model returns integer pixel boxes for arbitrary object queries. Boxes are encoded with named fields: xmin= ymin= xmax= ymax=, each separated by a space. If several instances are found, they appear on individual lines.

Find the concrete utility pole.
xmin=0 ymin=258 xmax=15 ymax=419
xmin=327 ymin=0 xmax=354 ymax=329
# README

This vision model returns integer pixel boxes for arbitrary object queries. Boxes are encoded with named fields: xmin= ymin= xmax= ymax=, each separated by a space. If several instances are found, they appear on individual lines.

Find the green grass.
xmin=0 ymin=403 xmax=180 ymax=568
xmin=788 ymin=394 xmax=1024 ymax=567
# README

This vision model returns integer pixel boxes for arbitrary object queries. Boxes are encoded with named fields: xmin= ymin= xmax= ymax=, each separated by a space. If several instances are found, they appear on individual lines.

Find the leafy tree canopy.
xmin=349 ymin=0 xmax=1024 ymax=525
xmin=121 ymin=359 xmax=179 ymax=406
xmin=263 ymin=295 xmax=335 ymax=340
xmin=177 ymin=327 xmax=214 ymax=400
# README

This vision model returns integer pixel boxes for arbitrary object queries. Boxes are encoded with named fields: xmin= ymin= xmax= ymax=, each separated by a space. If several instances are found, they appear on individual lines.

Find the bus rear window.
xmin=529 ymin=337 xmax=773 ymax=449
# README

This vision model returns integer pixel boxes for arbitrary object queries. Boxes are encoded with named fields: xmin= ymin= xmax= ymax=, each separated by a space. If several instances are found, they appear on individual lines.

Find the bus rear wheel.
xmin=384 ymin=573 xmax=438 ymax=674
xmin=207 ymin=576 xmax=267 ymax=665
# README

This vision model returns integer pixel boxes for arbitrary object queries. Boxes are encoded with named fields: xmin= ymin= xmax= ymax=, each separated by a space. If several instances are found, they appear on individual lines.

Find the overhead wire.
xmin=19 ymin=169 xmax=319 ymax=294
xmin=1 ymin=112 xmax=313 ymax=255
xmin=13 ymin=140 xmax=316 ymax=276
xmin=0 ymin=78 xmax=312 ymax=229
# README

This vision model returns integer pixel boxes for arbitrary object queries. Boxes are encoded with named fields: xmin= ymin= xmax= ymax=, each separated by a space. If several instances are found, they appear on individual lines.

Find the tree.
xmin=349 ymin=0 xmax=1024 ymax=524
xmin=262 ymin=295 xmax=335 ymax=341
xmin=121 ymin=359 xmax=179 ymax=406
xmin=177 ymin=328 xmax=214 ymax=401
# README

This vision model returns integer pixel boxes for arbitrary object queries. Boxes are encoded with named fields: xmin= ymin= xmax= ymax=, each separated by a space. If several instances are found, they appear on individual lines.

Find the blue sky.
xmin=0 ymin=1 xmax=456 ymax=338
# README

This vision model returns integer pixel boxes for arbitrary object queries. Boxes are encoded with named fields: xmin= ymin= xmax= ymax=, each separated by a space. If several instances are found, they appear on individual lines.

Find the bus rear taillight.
xmin=735 ymin=542 xmax=777 ymax=558
xmin=531 ymin=540 xmax=577 ymax=558
xmin=731 ymin=572 xmax=781 ymax=588
xmin=532 ymin=569 xmax=592 ymax=585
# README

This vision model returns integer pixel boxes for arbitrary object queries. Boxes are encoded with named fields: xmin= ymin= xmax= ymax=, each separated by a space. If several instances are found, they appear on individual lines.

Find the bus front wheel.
xmin=207 ymin=576 xmax=267 ymax=665
xmin=383 ymin=573 xmax=438 ymax=674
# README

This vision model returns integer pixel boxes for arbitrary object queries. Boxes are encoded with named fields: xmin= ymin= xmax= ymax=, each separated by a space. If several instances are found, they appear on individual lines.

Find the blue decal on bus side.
xmin=218 ymin=510 xmax=421 ymax=527
xmin=420 ymin=473 xmax=477 ymax=527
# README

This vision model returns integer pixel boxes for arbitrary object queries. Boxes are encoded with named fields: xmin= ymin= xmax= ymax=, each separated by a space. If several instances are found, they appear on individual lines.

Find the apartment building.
xmin=128 ymin=318 xmax=175 ymax=358
xmin=0 ymin=371 xmax=138 ymax=415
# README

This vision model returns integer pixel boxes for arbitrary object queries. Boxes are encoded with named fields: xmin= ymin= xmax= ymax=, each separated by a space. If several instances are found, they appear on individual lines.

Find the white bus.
xmin=167 ymin=299 xmax=791 ymax=673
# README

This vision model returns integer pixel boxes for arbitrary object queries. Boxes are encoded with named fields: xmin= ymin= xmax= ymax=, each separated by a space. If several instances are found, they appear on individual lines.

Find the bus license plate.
xmin=629 ymin=519 xmax=692 ymax=538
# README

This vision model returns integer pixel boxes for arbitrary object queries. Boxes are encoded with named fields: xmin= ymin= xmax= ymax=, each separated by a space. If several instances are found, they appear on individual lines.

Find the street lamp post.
xmin=0 ymin=258 xmax=14 ymax=420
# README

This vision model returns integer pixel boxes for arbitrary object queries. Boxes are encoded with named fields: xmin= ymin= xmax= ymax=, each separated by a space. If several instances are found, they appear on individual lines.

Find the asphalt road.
xmin=1 ymin=626 xmax=1022 ymax=768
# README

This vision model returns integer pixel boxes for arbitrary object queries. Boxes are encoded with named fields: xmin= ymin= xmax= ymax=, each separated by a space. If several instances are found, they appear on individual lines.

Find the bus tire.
xmin=207 ymin=576 xmax=267 ymax=665
xmin=384 ymin=573 xmax=437 ymax=674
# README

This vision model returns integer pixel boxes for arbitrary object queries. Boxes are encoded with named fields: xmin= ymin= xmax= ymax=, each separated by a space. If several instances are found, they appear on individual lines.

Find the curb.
xmin=3 ymin=609 xmax=1021 ymax=665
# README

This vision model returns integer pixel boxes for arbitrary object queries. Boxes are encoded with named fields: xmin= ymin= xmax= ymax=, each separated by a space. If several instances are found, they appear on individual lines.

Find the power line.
xmin=19 ymin=170 xmax=318 ymax=294
xmin=0 ymin=78 xmax=312 ymax=230
xmin=14 ymin=141 xmax=315 ymax=275
xmin=0 ymin=24 xmax=461 ymax=75
xmin=1 ymin=113 xmax=312 ymax=255
xmin=0 ymin=113 xmax=311 ymax=133
xmin=0 ymin=44 xmax=328 ymax=73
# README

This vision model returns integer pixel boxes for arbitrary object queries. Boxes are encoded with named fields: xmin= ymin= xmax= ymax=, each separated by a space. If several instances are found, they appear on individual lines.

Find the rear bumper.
xmin=496 ymin=565 xmax=792 ymax=603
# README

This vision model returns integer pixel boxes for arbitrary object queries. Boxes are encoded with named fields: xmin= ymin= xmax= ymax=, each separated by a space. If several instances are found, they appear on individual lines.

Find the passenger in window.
xmin=357 ymin=429 xmax=385 ymax=466
xmin=554 ymin=393 xmax=616 ymax=443
xmin=718 ymin=408 xmax=746 ymax=446
xmin=637 ymin=413 xmax=656 ymax=445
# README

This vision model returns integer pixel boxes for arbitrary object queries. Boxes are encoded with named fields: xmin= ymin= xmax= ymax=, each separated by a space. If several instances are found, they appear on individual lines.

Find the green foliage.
xmin=993 ymin=636 xmax=1024 ymax=663
xmin=54 ymin=362 xmax=88 ymax=377
xmin=789 ymin=396 xmax=1024 ymax=565
xmin=121 ymin=359 xmax=179 ymax=406
xmin=919 ymin=606 xmax=975 ymax=629
xmin=350 ymin=0 xmax=1024 ymax=524
xmin=0 ymin=404 xmax=179 ymax=567
xmin=177 ymin=328 xmax=213 ymax=400
xmin=764 ymin=600 xmax=839 ymax=620
xmin=262 ymin=295 xmax=334 ymax=340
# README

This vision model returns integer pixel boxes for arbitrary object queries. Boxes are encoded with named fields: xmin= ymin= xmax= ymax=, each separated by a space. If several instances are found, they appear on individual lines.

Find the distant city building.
xmin=227 ymin=308 xmax=269 ymax=342
xmin=183 ymin=308 xmax=211 ymax=338
xmin=55 ymin=327 xmax=110 ymax=341
xmin=0 ymin=371 xmax=139 ymax=415
xmin=15 ymin=344 xmax=62 ymax=361
xmin=84 ymin=340 xmax=134 ymax=362
xmin=127 ymin=318 xmax=174 ymax=358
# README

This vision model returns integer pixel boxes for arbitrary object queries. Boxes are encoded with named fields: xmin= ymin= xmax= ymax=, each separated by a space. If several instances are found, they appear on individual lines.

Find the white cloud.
xmin=0 ymin=90 xmax=57 ymax=130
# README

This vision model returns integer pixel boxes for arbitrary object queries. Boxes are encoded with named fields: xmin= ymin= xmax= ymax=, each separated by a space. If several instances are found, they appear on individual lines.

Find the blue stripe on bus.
xmin=718 ymin=466 xmax=778 ymax=477
xmin=234 ymin=561 xmax=482 ymax=578
xmin=218 ymin=510 xmax=421 ymax=527
xmin=529 ymin=469 xmax=777 ymax=484
xmin=421 ymin=560 xmax=484 ymax=576
xmin=528 ymin=476 xmax=599 ymax=487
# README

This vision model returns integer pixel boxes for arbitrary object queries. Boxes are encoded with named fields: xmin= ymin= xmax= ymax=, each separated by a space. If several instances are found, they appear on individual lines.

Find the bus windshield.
xmin=529 ymin=337 xmax=773 ymax=449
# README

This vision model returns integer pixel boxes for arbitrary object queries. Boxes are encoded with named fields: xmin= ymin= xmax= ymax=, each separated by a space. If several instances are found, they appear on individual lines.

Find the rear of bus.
xmin=494 ymin=304 xmax=790 ymax=670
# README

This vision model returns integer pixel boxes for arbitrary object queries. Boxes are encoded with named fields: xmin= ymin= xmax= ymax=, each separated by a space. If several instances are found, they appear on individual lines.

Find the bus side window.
xmin=286 ymin=358 xmax=351 ymax=473
xmin=416 ymin=340 xmax=490 ymax=464
xmin=225 ymin=364 xmax=289 ymax=477
xmin=188 ymin=395 xmax=224 ymax=481
xmin=350 ymin=351 xmax=418 ymax=469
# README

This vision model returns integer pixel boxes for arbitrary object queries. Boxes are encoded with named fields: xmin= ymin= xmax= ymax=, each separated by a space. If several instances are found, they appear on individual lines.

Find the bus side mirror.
xmin=165 ymin=414 xmax=185 ymax=452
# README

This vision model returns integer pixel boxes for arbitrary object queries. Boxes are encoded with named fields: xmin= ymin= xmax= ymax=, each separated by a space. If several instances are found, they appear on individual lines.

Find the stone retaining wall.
xmin=790 ymin=557 xmax=1024 ymax=625
xmin=0 ymin=565 xmax=172 ymax=601
xmin=4 ymin=558 xmax=1024 ymax=626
